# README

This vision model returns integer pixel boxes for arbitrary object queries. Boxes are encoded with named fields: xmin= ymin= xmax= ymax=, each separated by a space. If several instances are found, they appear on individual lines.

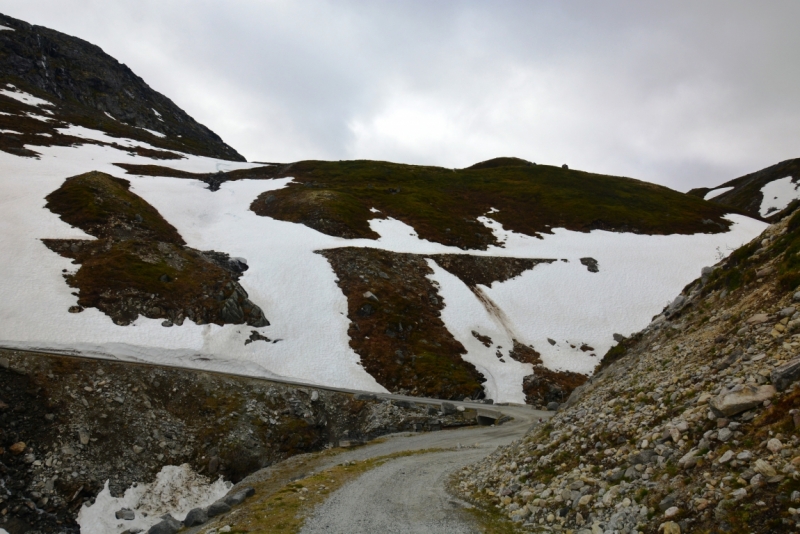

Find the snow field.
xmin=77 ymin=464 xmax=231 ymax=534
xmin=760 ymin=176 xmax=800 ymax=217
xmin=1 ymin=84 xmax=53 ymax=109
xmin=0 ymin=125 xmax=770 ymax=402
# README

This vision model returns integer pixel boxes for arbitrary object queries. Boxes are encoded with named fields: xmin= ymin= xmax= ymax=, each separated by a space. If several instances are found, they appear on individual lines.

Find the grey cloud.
xmin=3 ymin=0 xmax=800 ymax=191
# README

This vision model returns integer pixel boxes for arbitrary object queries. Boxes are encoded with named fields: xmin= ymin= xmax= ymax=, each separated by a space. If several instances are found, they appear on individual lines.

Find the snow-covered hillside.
xmin=0 ymin=88 xmax=768 ymax=403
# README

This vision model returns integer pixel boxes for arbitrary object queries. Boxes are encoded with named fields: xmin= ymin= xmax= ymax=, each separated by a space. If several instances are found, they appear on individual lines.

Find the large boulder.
xmin=147 ymin=516 xmax=181 ymax=534
xmin=771 ymin=357 xmax=800 ymax=391
xmin=206 ymin=500 xmax=231 ymax=517
xmin=183 ymin=508 xmax=208 ymax=527
xmin=709 ymin=385 xmax=776 ymax=417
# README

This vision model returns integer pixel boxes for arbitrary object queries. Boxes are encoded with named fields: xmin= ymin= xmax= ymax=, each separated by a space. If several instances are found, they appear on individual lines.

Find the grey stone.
xmin=794 ymin=291 xmax=800 ymax=302
xmin=115 ymin=508 xmax=135 ymax=520
xmin=630 ymin=449 xmax=657 ymax=465
xmin=547 ymin=401 xmax=560 ymax=411
xmin=147 ymin=519 xmax=180 ymax=534
xmin=746 ymin=313 xmax=770 ymax=325
xmin=206 ymin=500 xmax=231 ymax=517
xmin=224 ymin=490 xmax=249 ymax=506
xmin=208 ymin=456 xmax=220 ymax=474
xmin=780 ymin=307 xmax=797 ymax=318
xmin=609 ymin=469 xmax=625 ymax=482
xmin=709 ymin=385 xmax=776 ymax=417
xmin=579 ymin=257 xmax=599 ymax=273
xmin=183 ymin=507 xmax=208 ymax=527
xmin=441 ymin=402 xmax=458 ymax=415
xmin=354 ymin=393 xmax=377 ymax=401
xmin=717 ymin=428 xmax=733 ymax=442
xmin=771 ymin=357 xmax=800 ymax=391
xmin=659 ymin=492 xmax=678 ymax=511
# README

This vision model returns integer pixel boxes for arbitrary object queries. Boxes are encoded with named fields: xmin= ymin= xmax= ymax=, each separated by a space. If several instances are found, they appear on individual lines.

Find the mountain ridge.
xmin=0 ymin=12 xmax=244 ymax=161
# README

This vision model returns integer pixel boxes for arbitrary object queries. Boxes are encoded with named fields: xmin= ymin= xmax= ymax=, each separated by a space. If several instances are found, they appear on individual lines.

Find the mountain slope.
xmin=0 ymin=12 xmax=244 ymax=161
xmin=0 ymin=13 xmax=771 ymax=407
xmin=689 ymin=158 xmax=800 ymax=221
xmin=456 ymin=205 xmax=800 ymax=533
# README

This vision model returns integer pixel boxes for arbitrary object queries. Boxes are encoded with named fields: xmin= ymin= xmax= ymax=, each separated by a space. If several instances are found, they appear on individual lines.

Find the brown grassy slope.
xmin=43 ymin=171 xmax=268 ymax=327
xmin=319 ymin=247 xmax=486 ymax=400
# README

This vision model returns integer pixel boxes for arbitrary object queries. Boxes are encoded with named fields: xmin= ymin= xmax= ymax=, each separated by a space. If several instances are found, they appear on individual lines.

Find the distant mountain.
xmin=0 ymin=12 xmax=244 ymax=161
xmin=689 ymin=158 xmax=800 ymax=221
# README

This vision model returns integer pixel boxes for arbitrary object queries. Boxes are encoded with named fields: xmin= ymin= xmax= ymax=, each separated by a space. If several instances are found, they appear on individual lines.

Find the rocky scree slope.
xmin=42 ymin=171 xmax=268 ymax=328
xmin=0 ymin=12 xmax=244 ymax=161
xmin=0 ymin=349 xmax=474 ymax=534
xmin=456 ymin=205 xmax=800 ymax=533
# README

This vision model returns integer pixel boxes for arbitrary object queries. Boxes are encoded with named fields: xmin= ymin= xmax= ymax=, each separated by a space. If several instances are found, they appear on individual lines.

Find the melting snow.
xmin=0 ymin=85 xmax=53 ymax=108
xmin=0 ymin=24 xmax=14 ymax=31
xmin=760 ymin=176 xmax=800 ymax=217
xmin=704 ymin=186 xmax=733 ymax=200
xmin=141 ymin=127 xmax=166 ymax=138
xmin=77 ymin=464 xmax=231 ymax=534
xmin=0 ymin=136 xmax=769 ymax=402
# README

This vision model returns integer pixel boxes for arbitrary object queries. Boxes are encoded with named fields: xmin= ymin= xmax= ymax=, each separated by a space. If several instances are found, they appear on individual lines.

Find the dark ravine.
xmin=0 ymin=349 xmax=477 ymax=534
xmin=0 ymin=12 xmax=244 ymax=161
xmin=43 ymin=171 xmax=268 ymax=327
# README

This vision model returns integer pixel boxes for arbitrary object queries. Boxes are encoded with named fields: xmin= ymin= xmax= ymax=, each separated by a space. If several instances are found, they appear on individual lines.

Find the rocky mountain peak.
xmin=0 ymin=12 xmax=245 ymax=161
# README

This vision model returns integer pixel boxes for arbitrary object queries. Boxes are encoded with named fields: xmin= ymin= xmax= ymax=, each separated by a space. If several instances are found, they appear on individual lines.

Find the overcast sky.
xmin=3 ymin=1 xmax=799 ymax=191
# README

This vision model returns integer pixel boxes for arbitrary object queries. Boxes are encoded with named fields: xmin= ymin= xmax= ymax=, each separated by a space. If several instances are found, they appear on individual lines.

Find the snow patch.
xmin=152 ymin=108 xmax=163 ymax=120
xmin=0 ymin=24 xmax=14 ymax=31
xmin=704 ymin=186 xmax=733 ymax=200
xmin=77 ymin=464 xmax=231 ymax=534
xmin=369 ymin=207 xmax=381 ymax=213
xmin=760 ymin=176 xmax=800 ymax=216
xmin=104 ymin=112 xmax=116 ymax=121
xmin=0 ymin=85 xmax=52 ymax=108
xmin=141 ymin=127 xmax=166 ymax=138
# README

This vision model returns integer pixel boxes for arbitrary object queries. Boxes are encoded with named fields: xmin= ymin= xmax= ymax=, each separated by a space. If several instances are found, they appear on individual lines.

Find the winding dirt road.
xmin=300 ymin=402 xmax=548 ymax=534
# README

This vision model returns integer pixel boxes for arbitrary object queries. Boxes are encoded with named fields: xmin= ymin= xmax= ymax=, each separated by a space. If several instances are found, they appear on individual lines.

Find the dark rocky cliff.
xmin=0 ymin=12 xmax=245 ymax=161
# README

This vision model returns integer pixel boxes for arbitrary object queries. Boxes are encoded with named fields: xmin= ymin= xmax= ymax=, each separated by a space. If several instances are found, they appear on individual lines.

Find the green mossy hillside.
xmin=45 ymin=171 xmax=184 ymax=244
xmin=251 ymin=159 xmax=742 ymax=250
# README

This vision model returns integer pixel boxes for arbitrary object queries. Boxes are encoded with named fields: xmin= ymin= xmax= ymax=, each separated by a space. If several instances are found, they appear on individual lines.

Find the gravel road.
xmin=300 ymin=403 xmax=549 ymax=533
